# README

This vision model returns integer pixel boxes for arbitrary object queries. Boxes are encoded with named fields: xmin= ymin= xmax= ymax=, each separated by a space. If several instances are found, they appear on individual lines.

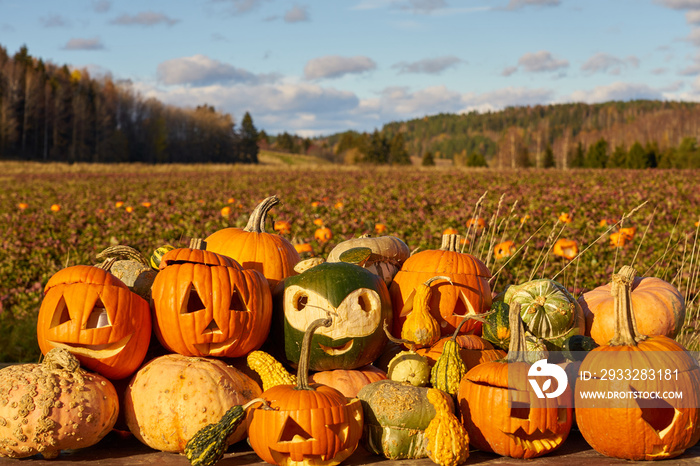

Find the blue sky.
xmin=1 ymin=0 xmax=700 ymax=136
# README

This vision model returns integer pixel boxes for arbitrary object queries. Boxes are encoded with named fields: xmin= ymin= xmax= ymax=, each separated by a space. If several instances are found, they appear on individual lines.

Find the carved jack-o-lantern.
xmin=151 ymin=239 xmax=272 ymax=358
xmin=37 ymin=264 xmax=152 ymax=380
xmin=275 ymin=261 xmax=392 ymax=371
xmin=457 ymin=303 xmax=572 ymax=459
xmin=390 ymin=234 xmax=492 ymax=337
xmin=249 ymin=318 xmax=364 ymax=466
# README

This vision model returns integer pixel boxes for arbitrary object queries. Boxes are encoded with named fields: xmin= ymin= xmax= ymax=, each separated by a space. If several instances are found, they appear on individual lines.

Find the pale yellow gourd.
xmin=425 ymin=388 xmax=470 ymax=466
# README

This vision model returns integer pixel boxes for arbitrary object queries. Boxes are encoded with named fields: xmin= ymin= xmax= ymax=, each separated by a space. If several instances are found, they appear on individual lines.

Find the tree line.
xmin=0 ymin=45 xmax=259 ymax=164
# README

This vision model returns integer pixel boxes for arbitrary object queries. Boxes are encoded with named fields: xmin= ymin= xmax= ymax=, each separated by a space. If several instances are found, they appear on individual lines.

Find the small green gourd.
xmin=430 ymin=313 xmax=486 ymax=397
xmin=184 ymin=398 xmax=266 ymax=466
xmin=481 ymin=300 xmax=511 ymax=350
xmin=384 ymin=322 xmax=431 ymax=387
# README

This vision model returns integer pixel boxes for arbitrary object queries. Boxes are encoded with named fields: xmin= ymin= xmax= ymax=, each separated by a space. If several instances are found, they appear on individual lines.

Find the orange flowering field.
xmin=1 ymin=162 xmax=698 ymax=361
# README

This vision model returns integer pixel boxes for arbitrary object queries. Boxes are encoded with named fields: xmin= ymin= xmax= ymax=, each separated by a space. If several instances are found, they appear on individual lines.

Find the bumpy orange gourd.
xmin=206 ymin=195 xmax=300 ymax=289
xmin=309 ymin=365 xmax=388 ymax=398
xmin=0 ymin=348 xmax=119 ymax=459
xmin=124 ymin=353 xmax=262 ymax=452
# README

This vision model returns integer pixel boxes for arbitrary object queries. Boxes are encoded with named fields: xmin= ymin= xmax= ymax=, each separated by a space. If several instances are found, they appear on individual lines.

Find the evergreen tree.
xmin=569 ymin=142 xmax=585 ymax=168
xmin=608 ymin=144 xmax=627 ymax=168
xmin=364 ymin=130 xmax=389 ymax=164
xmin=466 ymin=151 xmax=487 ymax=167
xmin=626 ymin=142 xmax=646 ymax=169
xmin=388 ymin=132 xmax=411 ymax=165
xmin=421 ymin=150 xmax=435 ymax=166
xmin=584 ymin=138 xmax=608 ymax=168
xmin=542 ymin=145 xmax=555 ymax=168
xmin=239 ymin=111 xmax=259 ymax=163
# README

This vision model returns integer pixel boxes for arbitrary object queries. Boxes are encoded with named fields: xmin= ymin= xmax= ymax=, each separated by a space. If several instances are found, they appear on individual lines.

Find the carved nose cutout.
xmin=510 ymin=401 xmax=531 ymax=420
xmin=202 ymin=319 xmax=222 ymax=335
xmin=279 ymin=417 xmax=314 ymax=443
xmin=230 ymin=287 xmax=244 ymax=311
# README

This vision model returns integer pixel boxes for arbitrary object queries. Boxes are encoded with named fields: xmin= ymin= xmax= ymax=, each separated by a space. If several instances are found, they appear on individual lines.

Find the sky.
xmin=2 ymin=0 xmax=700 ymax=137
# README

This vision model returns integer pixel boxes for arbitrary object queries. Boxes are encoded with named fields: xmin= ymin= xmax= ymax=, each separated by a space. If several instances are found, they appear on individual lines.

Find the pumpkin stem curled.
xmin=609 ymin=265 xmax=646 ymax=346
xmin=296 ymin=317 xmax=333 ymax=391
xmin=244 ymin=195 xmax=280 ymax=233
xmin=451 ymin=309 xmax=494 ymax=340
xmin=96 ymin=256 xmax=118 ymax=271
xmin=96 ymin=245 xmax=151 ymax=266
xmin=384 ymin=321 xmax=417 ymax=352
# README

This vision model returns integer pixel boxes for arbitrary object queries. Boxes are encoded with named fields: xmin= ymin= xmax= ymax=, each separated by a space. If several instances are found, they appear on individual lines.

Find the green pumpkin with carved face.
xmin=274 ymin=261 xmax=392 ymax=371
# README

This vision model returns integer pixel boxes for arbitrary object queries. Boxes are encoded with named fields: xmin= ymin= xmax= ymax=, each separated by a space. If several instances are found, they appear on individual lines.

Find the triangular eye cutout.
xmin=86 ymin=298 xmax=112 ymax=329
xmin=278 ymin=416 xmax=314 ymax=442
xmin=183 ymin=285 xmax=205 ymax=314
xmin=453 ymin=291 xmax=477 ymax=317
xmin=50 ymin=296 xmax=71 ymax=328
xmin=636 ymin=390 xmax=676 ymax=435
xmin=229 ymin=287 xmax=245 ymax=312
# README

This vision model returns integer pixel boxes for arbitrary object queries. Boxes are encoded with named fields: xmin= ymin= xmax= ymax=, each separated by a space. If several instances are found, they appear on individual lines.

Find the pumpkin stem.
xmin=96 ymin=245 xmax=151 ymax=267
xmin=96 ymin=256 xmax=118 ymax=271
xmin=189 ymin=238 xmax=207 ymax=250
xmin=244 ymin=195 xmax=280 ymax=233
xmin=506 ymin=302 xmax=529 ymax=363
xmin=384 ymin=321 xmax=417 ymax=352
xmin=242 ymin=397 xmax=270 ymax=411
xmin=451 ymin=310 xmax=494 ymax=340
xmin=440 ymin=234 xmax=462 ymax=252
xmin=609 ymin=265 xmax=646 ymax=346
xmin=296 ymin=317 xmax=333 ymax=391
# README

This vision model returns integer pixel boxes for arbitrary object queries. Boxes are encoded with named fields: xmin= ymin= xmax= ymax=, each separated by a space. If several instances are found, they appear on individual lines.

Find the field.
xmin=1 ymin=158 xmax=699 ymax=362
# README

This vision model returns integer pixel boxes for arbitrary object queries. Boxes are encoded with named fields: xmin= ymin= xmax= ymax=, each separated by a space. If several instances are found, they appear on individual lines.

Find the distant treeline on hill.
xmin=0 ymin=45 xmax=259 ymax=164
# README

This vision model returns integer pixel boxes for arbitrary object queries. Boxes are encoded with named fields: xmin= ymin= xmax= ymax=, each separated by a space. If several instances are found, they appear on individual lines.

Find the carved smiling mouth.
xmin=503 ymin=428 xmax=565 ymax=452
xmin=193 ymin=336 xmax=238 ymax=356
xmin=318 ymin=340 xmax=354 ymax=356
xmin=49 ymin=334 xmax=132 ymax=359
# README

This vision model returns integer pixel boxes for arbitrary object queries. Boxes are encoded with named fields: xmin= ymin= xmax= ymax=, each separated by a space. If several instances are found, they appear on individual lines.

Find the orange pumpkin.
xmin=390 ymin=234 xmax=492 ymax=337
xmin=578 ymin=269 xmax=685 ymax=345
xmin=315 ymin=226 xmax=333 ymax=242
xmin=494 ymin=240 xmax=516 ymax=260
xmin=417 ymin=334 xmax=505 ymax=370
xmin=309 ymin=365 xmax=387 ymax=398
xmin=248 ymin=318 xmax=363 ymax=466
xmin=552 ymin=238 xmax=578 ymax=260
xmin=466 ymin=217 xmax=486 ymax=231
xmin=274 ymin=220 xmax=292 ymax=235
xmin=294 ymin=242 xmax=314 ymax=254
xmin=205 ymin=195 xmax=300 ymax=289
xmin=36 ymin=263 xmax=151 ymax=380
xmin=575 ymin=265 xmax=700 ymax=460
xmin=442 ymin=227 xmax=459 ymax=235
xmin=151 ymin=239 xmax=272 ymax=358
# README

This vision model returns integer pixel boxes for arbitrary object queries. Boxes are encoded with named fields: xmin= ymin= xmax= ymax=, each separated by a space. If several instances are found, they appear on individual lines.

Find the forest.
xmin=3 ymin=44 xmax=700 ymax=168
xmin=0 ymin=45 xmax=259 ymax=164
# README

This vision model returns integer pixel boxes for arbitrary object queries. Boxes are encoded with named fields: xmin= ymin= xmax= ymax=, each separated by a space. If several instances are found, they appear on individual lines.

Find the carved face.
xmin=390 ymin=249 xmax=492 ymax=337
xmin=248 ymin=385 xmax=364 ymax=466
xmin=458 ymin=361 xmax=573 ymax=459
xmin=151 ymin=247 xmax=272 ymax=358
xmin=36 ymin=265 xmax=151 ymax=380
xmin=276 ymin=262 xmax=392 ymax=371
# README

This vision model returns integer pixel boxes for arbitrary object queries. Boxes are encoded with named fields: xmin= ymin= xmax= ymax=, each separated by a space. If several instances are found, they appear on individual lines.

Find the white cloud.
xmin=284 ymin=5 xmax=309 ymax=22
xmin=686 ymin=9 xmax=700 ymax=23
xmin=41 ymin=14 xmax=70 ymax=28
xmin=566 ymin=82 xmax=663 ymax=103
xmin=392 ymin=56 xmax=463 ymax=74
xmin=110 ymin=11 xmax=179 ymax=26
xmin=92 ymin=1 xmax=111 ymax=13
xmin=654 ymin=0 xmax=700 ymax=10
xmin=304 ymin=55 xmax=376 ymax=80
xmin=211 ymin=0 xmax=270 ymax=15
xmin=63 ymin=37 xmax=104 ymax=50
xmin=398 ymin=0 xmax=448 ymax=14
xmin=156 ymin=55 xmax=276 ymax=86
xmin=581 ymin=53 xmax=639 ymax=75
xmin=505 ymin=0 xmax=560 ymax=10
xmin=517 ymin=51 xmax=569 ymax=73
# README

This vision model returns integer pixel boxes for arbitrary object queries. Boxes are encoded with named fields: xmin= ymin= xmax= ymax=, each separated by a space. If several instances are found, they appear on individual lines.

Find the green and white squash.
xmin=273 ymin=261 xmax=392 ymax=371
xmin=502 ymin=278 xmax=585 ymax=351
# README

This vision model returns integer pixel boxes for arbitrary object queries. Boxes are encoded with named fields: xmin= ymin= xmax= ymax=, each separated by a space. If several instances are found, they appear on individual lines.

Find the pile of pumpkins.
xmin=1 ymin=194 xmax=698 ymax=465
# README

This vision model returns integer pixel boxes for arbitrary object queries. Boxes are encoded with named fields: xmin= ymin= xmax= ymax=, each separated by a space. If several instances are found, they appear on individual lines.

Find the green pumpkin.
xmin=502 ymin=279 xmax=585 ymax=351
xmin=274 ymin=261 xmax=392 ymax=371
xmin=149 ymin=244 xmax=175 ymax=269
xmin=481 ymin=300 xmax=511 ymax=350
xmin=357 ymin=380 xmax=452 ymax=460
xmin=562 ymin=334 xmax=598 ymax=361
